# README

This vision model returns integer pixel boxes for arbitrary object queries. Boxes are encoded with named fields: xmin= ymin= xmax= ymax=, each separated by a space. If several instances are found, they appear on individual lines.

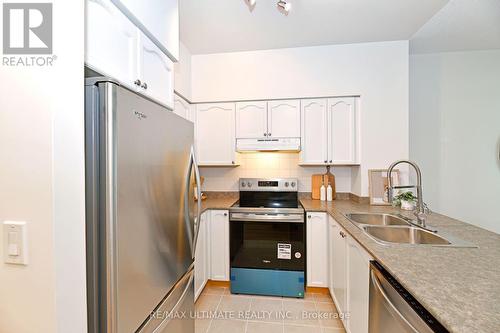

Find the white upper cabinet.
xmin=173 ymin=94 xmax=194 ymax=122
xmin=86 ymin=0 xmax=175 ymax=109
xmin=137 ymin=31 xmax=174 ymax=109
xmin=196 ymin=103 xmax=237 ymax=166
xmin=268 ymin=100 xmax=301 ymax=138
xmin=328 ymin=97 xmax=358 ymax=164
xmin=300 ymin=99 xmax=328 ymax=164
xmin=235 ymin=101 xmax=268 ymax=138
xmin=301 ymin=97 xmax=359 ymax=165
xmin=86 ymin=0 xmax=138 ymax=91
xmin=112 ymin=0 xmax=179 ymax=61
xmin=306 ymin=213 xmax=329 ymax=288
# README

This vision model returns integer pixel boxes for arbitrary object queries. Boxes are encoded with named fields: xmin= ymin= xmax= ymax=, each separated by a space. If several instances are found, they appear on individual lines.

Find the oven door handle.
xmin=230 ymin=212 xmax=304 ymax=223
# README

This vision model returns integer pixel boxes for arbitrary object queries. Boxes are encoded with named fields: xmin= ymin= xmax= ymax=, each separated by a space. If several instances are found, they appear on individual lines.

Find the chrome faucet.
xmin=387 ymin=160 xmax=428 ymax=228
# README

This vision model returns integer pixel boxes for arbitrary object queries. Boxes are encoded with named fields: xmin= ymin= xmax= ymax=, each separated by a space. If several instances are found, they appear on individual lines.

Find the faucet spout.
xmin=387 ymin=160 xmax=427 ymax=227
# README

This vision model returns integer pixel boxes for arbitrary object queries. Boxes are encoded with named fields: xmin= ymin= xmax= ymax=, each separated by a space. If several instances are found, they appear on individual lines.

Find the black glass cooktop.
xmin=238 ymin=191 xmax=299 ymax=209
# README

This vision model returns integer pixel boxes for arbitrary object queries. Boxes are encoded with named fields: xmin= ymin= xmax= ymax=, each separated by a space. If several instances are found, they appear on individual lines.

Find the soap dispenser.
xmin=320 ymin=180 xmax=326 ymax=201
xmin=327 ymin=182 xmax=333 ymax=201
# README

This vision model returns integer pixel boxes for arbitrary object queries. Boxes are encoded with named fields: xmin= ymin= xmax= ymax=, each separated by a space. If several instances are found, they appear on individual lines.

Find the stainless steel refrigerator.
xmin=85 ymin=78 xmax=201 ymax=333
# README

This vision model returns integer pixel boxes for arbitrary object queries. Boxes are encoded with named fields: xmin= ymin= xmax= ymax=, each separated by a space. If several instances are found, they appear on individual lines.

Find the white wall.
xmin=0 ymin=1 xmax=87 ymax=332
xmin=410 ymin=50 xmax=500 ymax=234
xmin=191 ymin=41 xmax=410 ymax=196
xmin=201 ymin=153 xmax=352 ymax=193
xmin=174 ymin=41 xmax=192 ymax=100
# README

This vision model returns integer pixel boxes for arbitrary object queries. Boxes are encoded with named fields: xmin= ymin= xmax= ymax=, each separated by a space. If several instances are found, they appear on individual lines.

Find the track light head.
xmin=277 ymin=1 xmax=291 ymax=15
xmin=245 ymin=0 xmax=256 ymax=9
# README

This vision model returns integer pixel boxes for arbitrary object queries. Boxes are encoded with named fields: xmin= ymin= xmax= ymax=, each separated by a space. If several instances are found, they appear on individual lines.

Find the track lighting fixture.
xmin=277 ymin=0 xmax=292 ymax=14
xmin=242 ymin=0 xmax=292 ymax=15
xmin=243 ymin=0 xmax=256 ymax=12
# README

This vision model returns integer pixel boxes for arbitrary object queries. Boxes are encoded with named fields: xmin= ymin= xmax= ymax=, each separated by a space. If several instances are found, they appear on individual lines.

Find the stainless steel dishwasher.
xmin=369 ymin=261 xmax=449 ymax=333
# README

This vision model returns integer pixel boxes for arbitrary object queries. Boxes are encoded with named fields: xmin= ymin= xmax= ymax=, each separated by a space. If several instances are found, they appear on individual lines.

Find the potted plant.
xmin=393 ymin=191 xmax=417 ymax=210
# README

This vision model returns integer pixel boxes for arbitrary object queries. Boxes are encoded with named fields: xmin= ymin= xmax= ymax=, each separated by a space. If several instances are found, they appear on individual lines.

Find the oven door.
xmin=229 ymin=212 xmax=305 ymax=271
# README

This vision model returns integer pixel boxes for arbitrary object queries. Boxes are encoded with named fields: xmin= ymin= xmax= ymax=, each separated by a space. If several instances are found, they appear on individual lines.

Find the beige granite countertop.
xmin=199 ymin=193 xmax=500 ymax=332
xmin=300 ymin=198 xmax=500 ymax=333
xmin=200 ymin=192 xmax=238 ymax=213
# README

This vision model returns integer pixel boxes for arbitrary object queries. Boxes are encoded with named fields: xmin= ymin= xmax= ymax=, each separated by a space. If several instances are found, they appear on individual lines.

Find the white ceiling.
xmin=180 ymin=0 xmax=449 ymax=54
xmin=410 ymin=0 xmax=500 ymax=54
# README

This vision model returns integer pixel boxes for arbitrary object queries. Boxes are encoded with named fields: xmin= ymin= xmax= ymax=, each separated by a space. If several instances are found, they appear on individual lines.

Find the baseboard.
xmin=305 ymin=286 xmax=330 ymax=294
xmin=206 ymin=280 xmax=230 ymax=288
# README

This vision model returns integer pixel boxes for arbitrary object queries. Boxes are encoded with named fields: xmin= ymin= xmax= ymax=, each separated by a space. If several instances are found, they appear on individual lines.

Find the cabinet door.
xmin=194 ymin=212 xmax=208 ymax=300
xmin=196 ymin=103 xmax=236 ymax=166
xmin=209 ymin=210 xmax=230 ymax=281
xmin=235 ymin=101 xmax=268 ymax=138
xmin=137 ymin=31 xmax=174 ymax=109
xmin=328 ymin=217 xmax=336 ymax=294
xmin=330 ymin=217 xmax=347 ymax=319
xmin=327 ymin=97 xmax=357 ymax=164
xmin=86 ymin=0 xmax=138 ymax=90
xmin=306 ymin=213 xmax=328 ymax=287
xmin=112 ymin=0 xmax=179 ymax=60
xmin=347 ymin=237 xmax=371 ymax=333
xmin=267 ymin=100 xmax=301 ymax=138
xmin=174 ymin=93 xmax=193 ymax=122
xmin=300 ymin=99 xmax=328 ymax=164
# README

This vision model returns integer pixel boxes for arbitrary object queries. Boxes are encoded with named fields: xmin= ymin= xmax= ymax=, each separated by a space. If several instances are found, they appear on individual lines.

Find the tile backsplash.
xmin=200 ymin=152 xmax=352 ymax=193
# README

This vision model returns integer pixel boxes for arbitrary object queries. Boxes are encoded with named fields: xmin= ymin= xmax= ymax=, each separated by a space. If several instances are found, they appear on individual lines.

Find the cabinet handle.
xmin=231 ymin=161 xmax=235 ymax=164
xmin=324 ymin=160 xmax=327 ymax=163
xmin=307 ymin=215 xmax=312 ymax=219
xmin=141 ymin=82 xmax=148 ymax=90
xmin=134 ymin=79 xmax=141 ymax=86
xmin=264 ymin=133 xmax=267 ymax=136
xmin=339 ymin=231 xmax=346 ymax=238
xmin=268 ymin=133 xmax=271 ymax=136
xmin=330 ymin=160 xmax=332 ymax=163
xmin=224 ymin=212 xmax=228 ymax=216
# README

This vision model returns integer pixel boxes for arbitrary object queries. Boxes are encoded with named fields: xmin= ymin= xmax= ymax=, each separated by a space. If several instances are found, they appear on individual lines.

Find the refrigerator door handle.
xmin=184 ymin=146 xmax=202 ymax=259
xmin=192 ymin=147 xmax=202 ymax=259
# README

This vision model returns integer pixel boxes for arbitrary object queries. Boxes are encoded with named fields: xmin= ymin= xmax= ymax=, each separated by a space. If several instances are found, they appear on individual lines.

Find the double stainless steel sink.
xmin=344 ymin=213 xmax=476 ymax=247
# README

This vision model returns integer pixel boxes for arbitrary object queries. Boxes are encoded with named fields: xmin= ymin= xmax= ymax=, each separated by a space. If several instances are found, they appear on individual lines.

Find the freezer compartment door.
xmin=139 ymin=268 xmax=194 ymax=333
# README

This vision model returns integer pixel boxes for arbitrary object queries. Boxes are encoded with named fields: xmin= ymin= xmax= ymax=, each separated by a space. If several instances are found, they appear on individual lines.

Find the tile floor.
xmin=195 ymin=285 xmax=346 ymax=333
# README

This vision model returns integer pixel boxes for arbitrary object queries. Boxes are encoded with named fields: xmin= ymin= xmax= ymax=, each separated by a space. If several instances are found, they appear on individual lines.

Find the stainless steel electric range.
xmin=229 ymin=178 xmax=305 ymax=298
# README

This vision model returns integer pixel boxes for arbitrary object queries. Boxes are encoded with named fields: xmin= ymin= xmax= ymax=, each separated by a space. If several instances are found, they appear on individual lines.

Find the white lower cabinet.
xmin=328 ymin=215 xmax=372 ymax=333
xmin=346 ymin=236 xmax=372 ymax=333
xmin=306 ymin=212 xmax=329 ymax=287
xmin=329 ymin=216 xmax=347 ymax=322
xmin=208 ymin=210 xmax=230 ymax=281
xmin=194 ymin=211 xmax=209 ymax=301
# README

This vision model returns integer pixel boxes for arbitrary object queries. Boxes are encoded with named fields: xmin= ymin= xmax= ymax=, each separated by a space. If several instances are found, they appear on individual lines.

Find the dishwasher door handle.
xmin=370 ymin=269 xmax=419 ymax=333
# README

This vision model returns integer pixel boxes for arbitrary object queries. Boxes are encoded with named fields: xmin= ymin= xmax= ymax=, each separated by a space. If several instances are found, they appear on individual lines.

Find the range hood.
xmin=236 ymin=138 xmax=301 ymax=152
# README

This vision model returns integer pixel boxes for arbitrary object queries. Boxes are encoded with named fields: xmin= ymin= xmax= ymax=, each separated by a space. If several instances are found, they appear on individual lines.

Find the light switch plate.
xmin=3 ymin=221 xmax=28 ymax=265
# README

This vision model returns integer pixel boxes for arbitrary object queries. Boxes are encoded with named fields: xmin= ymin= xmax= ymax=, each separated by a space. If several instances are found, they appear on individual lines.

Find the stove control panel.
xmin=239 ymin=178 xmax=298 ymax=192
